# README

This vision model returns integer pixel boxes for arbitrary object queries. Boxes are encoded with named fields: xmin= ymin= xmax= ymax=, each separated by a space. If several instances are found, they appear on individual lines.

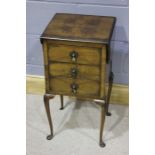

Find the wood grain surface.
xmin=49 ymin=78 xmax=100 ymax=98
xmin=41 ymin=13 xmax=116 ymax=43
xmin=48 ymin=44 xmax=102 ymax=65
xmin=49 ymin=63 xmax=100 ymax=81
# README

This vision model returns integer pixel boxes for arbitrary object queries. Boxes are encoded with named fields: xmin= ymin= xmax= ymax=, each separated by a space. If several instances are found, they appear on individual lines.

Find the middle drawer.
xmin=49 ymin=63 xmax=100 ymax=81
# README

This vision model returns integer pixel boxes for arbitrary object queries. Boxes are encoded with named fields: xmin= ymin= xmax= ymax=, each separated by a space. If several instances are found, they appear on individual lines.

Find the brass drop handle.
xmin=70 ymin=68 xmax=78 ymax=78
xmin=70 ymin=83 xmax=79 ymax=94
xmin=69 ymin=51 xmax=78 ymax=62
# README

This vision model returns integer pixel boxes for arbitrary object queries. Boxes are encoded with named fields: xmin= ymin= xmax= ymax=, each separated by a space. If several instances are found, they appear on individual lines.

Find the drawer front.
xmin=49 ymin=63 xmax=100 ymax=81
xmin=48 ymin=45 xmax=101 ymax=65
xmin=49 ymin=78 xmax=100 ymax=98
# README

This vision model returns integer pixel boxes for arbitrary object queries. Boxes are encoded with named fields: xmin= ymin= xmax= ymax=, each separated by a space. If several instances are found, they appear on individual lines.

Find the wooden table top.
xmin=41 ymin=13 xmax=116 ymax=44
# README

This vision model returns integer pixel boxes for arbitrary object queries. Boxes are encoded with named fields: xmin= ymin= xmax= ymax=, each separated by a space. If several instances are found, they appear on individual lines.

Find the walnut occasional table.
xmin=40 ymin=13 xmax=116 ymax=147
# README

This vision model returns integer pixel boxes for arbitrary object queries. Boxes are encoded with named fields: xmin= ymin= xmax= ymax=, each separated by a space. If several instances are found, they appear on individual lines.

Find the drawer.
xmin=49 ymin=63 xmax=100 ymax=81
xmin=49 ymin=78 xmax=100 ymax=98
xmin=48 ymin=45 xmax=101 ymax=65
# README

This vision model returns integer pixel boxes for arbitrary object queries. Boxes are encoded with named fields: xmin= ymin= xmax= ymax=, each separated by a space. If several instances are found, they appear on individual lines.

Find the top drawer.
xmin=48 ymin=45 xmax=101 ymax=65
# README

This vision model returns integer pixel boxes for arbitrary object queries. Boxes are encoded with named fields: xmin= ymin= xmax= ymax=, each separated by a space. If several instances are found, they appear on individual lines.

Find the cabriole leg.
xmin=99 ymin=103 xmax=106 ymax=147
xmin=44 ymin=94 xmax=54 ymax=140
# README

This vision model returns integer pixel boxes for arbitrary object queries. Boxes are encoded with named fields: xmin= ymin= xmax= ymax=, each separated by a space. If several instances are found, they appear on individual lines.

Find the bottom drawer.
xmin=49 ymin=78 xmax=100 ymax=98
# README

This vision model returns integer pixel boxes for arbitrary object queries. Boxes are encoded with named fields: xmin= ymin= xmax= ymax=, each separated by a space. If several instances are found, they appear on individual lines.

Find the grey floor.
xmin=27 ymin=94 xmax=129 ymax=155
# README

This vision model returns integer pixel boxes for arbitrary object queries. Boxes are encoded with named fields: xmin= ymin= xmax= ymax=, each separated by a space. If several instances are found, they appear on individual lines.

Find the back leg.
xmin=60 ymin=95 xmax=64 ymax=110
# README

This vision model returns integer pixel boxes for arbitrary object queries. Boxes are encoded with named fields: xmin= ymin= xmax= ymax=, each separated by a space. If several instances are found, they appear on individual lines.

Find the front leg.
xmin=94 ymin=99 xmax=106 ymax=147
xmin=99 ymin=103 xmax=106 ymax=147
xmin=44 ymin=94 xmax=55 ymax=140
